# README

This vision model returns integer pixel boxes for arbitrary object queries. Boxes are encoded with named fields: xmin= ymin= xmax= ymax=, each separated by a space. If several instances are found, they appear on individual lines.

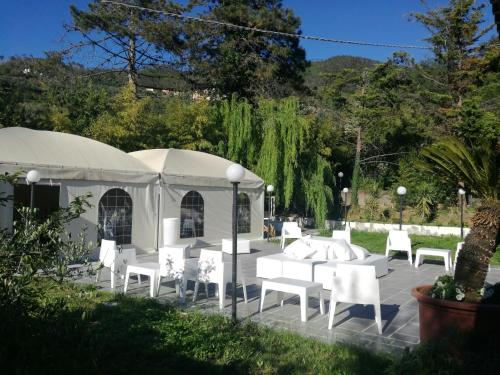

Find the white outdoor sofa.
xmin=256 ymin=236 xmax=388 ymax=289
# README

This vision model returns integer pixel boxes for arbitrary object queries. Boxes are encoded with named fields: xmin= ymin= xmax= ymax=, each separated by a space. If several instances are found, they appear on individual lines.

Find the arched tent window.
xmin=237 ymin=193 xmax=251 ymax=234
xmin=98 ymin=188 xmax=133 ymax=245
xmin=180 ymin=191 xmax=204 ymax=238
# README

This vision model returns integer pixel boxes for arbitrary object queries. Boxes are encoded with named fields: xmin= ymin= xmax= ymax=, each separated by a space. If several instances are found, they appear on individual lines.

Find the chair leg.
xmin=137 ymin=274 xmax=141 ymax=285
xmin=219 ymin=282 xmax=226 ymax=309
xmin=241 ymin=275 xmax=248 ymax=303
xmin=319 ymin=292 xmax=325 ymax=315
xmin=408 ymin=249 xmax=413 ymax=265
xmin=149 ymin=275 xmax=155 ymax=298
xmin=124 ymin=270 xmax=130 ymax=294
xmin=374 ymin=303 xmax=382 ymax=334
xmin=204 ymin=283 xmax=209 ymax=300
xmin=328 ymin=299 xmax=337 ymax=330
xmin=193 ymin=280 xmax=200 ymax=302
xmin=156 ymin=276 xmax=162 ymax=297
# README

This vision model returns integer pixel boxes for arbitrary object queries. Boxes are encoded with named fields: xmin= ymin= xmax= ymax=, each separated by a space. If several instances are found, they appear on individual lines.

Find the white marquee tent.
xmin=0 ymin=127 xmax=264 ymax=252
xmin=129 ymin=149 xmax=264 ymax=247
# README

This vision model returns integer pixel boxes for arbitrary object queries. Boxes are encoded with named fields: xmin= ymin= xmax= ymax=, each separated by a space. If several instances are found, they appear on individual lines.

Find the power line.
xmin=101 ymin=0 xmax=433 ymax=50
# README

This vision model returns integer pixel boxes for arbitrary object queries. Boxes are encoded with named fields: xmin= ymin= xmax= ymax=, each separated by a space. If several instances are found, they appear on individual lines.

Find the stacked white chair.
xmin=328 ymin=264 xmax=383 ymax=334
xmin=385 ymin=230 xmax=413 ymax=264
xmin=280 ymin=222 xmax=302 ymax=249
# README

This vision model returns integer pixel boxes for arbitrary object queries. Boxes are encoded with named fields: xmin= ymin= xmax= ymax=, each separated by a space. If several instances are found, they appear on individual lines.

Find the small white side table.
xmin=415 ymin=248 xmax=452 ymax=272
xmin=260 ymin=277 xmax=324 ymax=322
xmin=222 ymin=238 xmax=251 ymax=254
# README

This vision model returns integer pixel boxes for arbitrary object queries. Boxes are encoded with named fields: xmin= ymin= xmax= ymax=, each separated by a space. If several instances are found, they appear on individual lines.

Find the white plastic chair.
xmin=156 ymin=247 xmax=191 ymax=301
xmin=385 ymin=230 xmax=413 ymax=264
xmin=96 ymin=239 xmax=138 ymax=289
xmin=193 ymin=249 xmax=247 ymax=309
xmin=328 ymin=264 xmax=382 ymax=334
xmin=280 ymin=222 xmax=302 ymax=249
xmin=331 ymin=226 xmax=351 ymax=244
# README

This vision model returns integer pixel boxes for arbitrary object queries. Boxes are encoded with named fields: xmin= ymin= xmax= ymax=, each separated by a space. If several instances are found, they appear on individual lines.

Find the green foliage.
xmin=0 ymin=176 xmax=93 ymax=308
xmin=184 ymin=0 xmax=307 ymax=99
xmin=430 ymin=275 xmax=464 ymax=300
xmin=419 ymin=137 xmax=499 ymax=200
xmin=0 ymin=279 xmax=392 ymax=374
xmin=222 ymin=94 xmax=257 ymax=165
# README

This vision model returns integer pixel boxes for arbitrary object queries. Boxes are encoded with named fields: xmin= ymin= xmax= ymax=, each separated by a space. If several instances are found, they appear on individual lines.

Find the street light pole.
xmin=338 ymin=172 xmax=343 ymax=221
xmin=225 ymin=163 xmax=245 ymax=324
xmin=458 ymin=188 xmax=466 ymax=239
xmin=266 ymin=184 xmax=274 ymax=242
xmin=397 ymin=186 xmax=407 ymax=230
xmin=26 ymin=170 xmax=41 ymax=210
xmin=342 ymin=187 xmax=348 ymax=227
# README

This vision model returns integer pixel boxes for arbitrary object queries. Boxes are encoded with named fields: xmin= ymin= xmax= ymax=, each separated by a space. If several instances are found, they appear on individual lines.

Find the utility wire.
xmin=101 ymin=0 xmax=433 ymax=50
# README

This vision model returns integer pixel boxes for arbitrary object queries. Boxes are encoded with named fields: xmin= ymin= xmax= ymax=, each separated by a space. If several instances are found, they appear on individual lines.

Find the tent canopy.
xmin=0 ymin=127 xmax=157 ymax=183
xmin=129 ymin=149 xmax=264 ymax=188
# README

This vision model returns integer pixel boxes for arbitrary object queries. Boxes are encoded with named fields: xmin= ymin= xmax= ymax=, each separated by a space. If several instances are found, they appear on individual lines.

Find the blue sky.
xmin=0 ymin=0 xmax=496 ymax=63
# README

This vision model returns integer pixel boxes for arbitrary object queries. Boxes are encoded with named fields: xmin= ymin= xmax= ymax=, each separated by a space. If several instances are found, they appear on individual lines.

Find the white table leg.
xmin=149 ymin=272 xmax=155 ymax=298
xmin=415 ymin=252 xmax=421 ymax=268
xmin=328 ymin=298 xmax=337 ymax=329
xmin=277 ymin=291 xmax=284 ymax=306
xmin=259 ymin=286 xmax=267 ymax=313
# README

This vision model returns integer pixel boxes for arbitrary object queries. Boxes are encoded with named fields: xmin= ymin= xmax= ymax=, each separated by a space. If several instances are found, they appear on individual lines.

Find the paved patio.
xmin=81 ymin=240 xmax=500 ymax=356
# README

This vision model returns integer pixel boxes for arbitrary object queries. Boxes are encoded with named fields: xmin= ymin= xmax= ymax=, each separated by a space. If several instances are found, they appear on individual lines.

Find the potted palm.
xmin=412 ymin=138 xmax=500 ymax=342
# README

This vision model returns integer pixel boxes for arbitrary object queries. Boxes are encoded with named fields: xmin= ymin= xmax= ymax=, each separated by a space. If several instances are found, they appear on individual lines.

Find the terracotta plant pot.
xmin=412 ymin=285 xmax=500 ymax=342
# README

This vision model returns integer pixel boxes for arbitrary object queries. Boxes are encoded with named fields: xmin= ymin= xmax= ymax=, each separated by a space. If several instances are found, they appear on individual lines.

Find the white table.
xmin=222 ymin=238 xmax=251 ymax=254
xmin=260 ymin=277 xmax=324 ymax=322
xmin=415 ymin=248 xmax=452 ymax=272
xmin=124 ymin=262 xmax=160 ymax=297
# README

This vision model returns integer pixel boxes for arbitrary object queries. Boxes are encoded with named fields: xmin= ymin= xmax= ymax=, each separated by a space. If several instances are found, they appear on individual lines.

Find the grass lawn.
xmin=0 ymin=279 xmax=392 ymax=375
xmin=319 ymin=230 xmax=500 ymax=266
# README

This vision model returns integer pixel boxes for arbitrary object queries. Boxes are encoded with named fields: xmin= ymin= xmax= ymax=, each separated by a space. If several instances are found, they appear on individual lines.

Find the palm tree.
xmin=420 ymin=138 xmax=500 ymax=302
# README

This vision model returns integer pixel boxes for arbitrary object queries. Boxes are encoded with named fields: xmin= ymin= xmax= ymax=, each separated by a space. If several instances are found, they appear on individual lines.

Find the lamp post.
xmin=26 ymin=170 xmax=41 ymax=210
xmin=338 ymin=172 xmax=344 ymax=221
xmin=225 ymin=163 xmax=245 ymax=324
xmin=458 ymin=188 xmax=466 ymax=239
xmin=342 ymin=187 xmax=348 ymax=226
xmin=266 ymin=184 xmax=274 ymax=242
xmin=397 ymin=186 xmax=407 ymax=230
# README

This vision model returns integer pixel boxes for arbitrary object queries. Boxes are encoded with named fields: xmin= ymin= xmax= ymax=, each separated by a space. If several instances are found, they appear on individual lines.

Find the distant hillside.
xmin=305 ymin=55 xmax=379 ymax=89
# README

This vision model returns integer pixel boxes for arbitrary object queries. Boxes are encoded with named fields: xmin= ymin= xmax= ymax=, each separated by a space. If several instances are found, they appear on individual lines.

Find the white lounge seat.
xmin=256 ymin=239 xmax=388 ymax=285
xmin=328 ymin=264 xmax=383 ymax=334
xmin=385 ymin=230 xmax=413 ymax=264
xmin=280 ymin=222 xmax=302 ymax=249
xmin=314 ymin=252 xmax=389 ymax=290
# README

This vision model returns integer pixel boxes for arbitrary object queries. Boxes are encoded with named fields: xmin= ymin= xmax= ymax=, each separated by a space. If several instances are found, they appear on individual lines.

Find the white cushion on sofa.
xmin=351 ymin=244 xmax=369 ymax=260
xmin=331 ymin=239 xmax=356 ymax=261
xmin=283 ymin=239 xmax=315 ymax=260
xmin=310 ymin=247 xmax=328 ymax=260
